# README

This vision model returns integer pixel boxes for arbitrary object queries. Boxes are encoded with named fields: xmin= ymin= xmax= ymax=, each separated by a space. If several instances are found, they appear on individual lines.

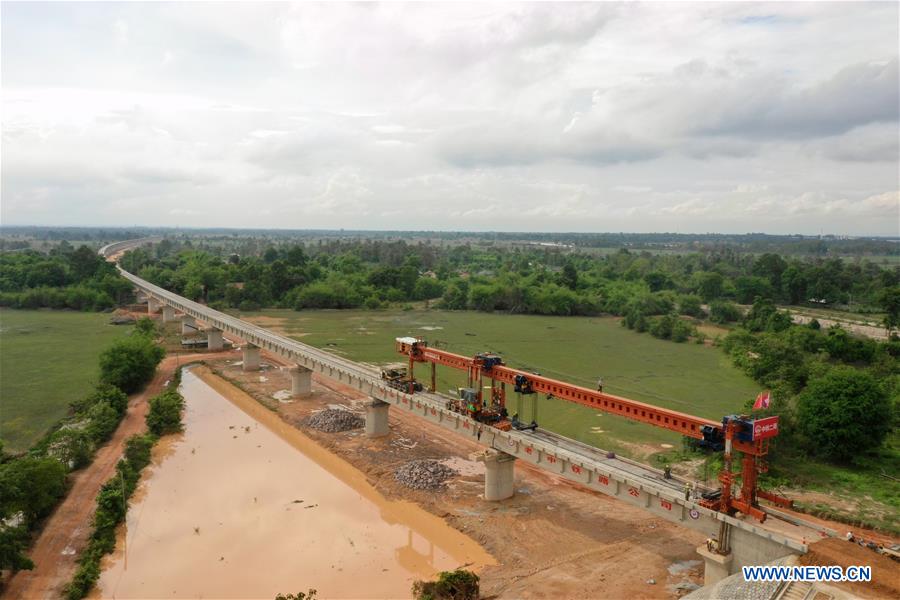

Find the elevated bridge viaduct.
xmin=100 ymin=239 xmax=822 ymax=584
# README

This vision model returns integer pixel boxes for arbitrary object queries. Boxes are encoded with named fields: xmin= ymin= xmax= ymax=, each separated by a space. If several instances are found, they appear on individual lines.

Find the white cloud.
xmin=1 ymin=2 xmax=898 ymax=235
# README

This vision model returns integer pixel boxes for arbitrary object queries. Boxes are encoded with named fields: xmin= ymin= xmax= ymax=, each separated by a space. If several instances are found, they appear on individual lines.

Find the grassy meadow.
xmin=0 ymin=309 xmax=132 ymax=453
xmin=241 ymin=308 xmax=759 ymax=457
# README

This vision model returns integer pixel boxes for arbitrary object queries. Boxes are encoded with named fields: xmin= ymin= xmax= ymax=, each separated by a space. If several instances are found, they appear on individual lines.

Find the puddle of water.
xmin=668 ymin=559 xmax=701 ymax=575
xmin=94 ymin=367 xmax=493 ymax=599
xmin=272 ymin=389 xmax=293 ymax=402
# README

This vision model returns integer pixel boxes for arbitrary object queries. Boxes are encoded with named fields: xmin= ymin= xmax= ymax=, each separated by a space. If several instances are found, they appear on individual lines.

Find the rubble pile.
xmin=395 ymin=459 xmax=457 ymax=490
xmin=306 ymin=409 xmax=364 ymax=432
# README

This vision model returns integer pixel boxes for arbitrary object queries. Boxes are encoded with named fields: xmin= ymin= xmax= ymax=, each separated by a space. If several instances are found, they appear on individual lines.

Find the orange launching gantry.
xmin=395 ymin=337 xmax=792 ymax=523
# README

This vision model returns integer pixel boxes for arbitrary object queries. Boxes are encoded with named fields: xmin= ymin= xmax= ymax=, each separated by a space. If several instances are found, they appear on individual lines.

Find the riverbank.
xmin=208 ymin=356 xmax=709 ymax=599
xmin=1 ymin=352 xmax=237 ymax=600
xmin=92 ymin=366 xmax=493 ymax=599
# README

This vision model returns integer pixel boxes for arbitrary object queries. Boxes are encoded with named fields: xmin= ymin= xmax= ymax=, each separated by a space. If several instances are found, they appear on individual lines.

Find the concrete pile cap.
xmin=395 ymin=459 xmax=458 ymax=490
xmin=305 ymin=408 xmax=364 ymax=433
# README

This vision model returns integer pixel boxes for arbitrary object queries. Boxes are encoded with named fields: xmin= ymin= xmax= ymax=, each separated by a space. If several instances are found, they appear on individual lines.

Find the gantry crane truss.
xmin=395 ymin=337 xmax=792 ymax=522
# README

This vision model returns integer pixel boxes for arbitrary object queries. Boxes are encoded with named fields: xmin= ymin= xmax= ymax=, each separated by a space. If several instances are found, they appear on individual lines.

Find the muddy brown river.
xmin=93 ymin=367 xmax=493 ymax=599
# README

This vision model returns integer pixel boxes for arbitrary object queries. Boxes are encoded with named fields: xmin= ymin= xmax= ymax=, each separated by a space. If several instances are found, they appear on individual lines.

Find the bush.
xmin=649 ymin=314 xmax=675 ymax=340
xmin=709 ymin=300 xmax=742 ymax=324
xmin=671 ymin=318 xmax=694 ymax=343
xmin=146 ymin=390 xmax=185 ymax=436
xmin=0 ymin=456 xmax=68 ymax=524
xmin=45 ymin=428 xmax=93 ymax=470
xmin=72 ymin=383 xmax=129 ymax=417
xmin=0 ymin=524 xmax=35 ymax=574
xmin=796 ymin=367 xmax=893 ymax=463
xmin=124 ymin=434 xmax=156 ymax=471
xmin=86 ymin=402 xmax=120 ymax=444
xmin=65 ymin=434 xmax=162 ymax=599
xmin=412 ymin=569 xmax=479 ymax=600
xmin=293 ymin=279 xmax=363 ymax=309
xmin=678 ymin=294 xmax=705 ymax=317
xmin=98 ymin=335 xmax=165 ymax=394
xmin=133 ymin=317 xmax=157 ymax=337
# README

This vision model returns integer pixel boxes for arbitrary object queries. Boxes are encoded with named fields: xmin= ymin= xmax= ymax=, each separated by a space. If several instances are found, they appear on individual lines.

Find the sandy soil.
xmin=209 ymin=357 xmax=709 ymax=599
xmin=799 ymin=537 xmax=900 ymax=599
xmin=787 ymin=312 xmax=890 ymax=341
xmin=1 ymin=351 xmax=239 ymax=600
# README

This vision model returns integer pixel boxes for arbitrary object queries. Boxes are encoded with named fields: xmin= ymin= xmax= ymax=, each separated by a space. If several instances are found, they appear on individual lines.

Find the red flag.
xmin=753 ymin=390 xmax=771 ymax=410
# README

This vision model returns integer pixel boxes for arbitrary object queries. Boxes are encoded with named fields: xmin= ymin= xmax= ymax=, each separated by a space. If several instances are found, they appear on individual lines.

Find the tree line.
xmin=0 ymin=244 xmax=133 ymax=311
xmin=117 ymin=239 xmax=899 ymax=329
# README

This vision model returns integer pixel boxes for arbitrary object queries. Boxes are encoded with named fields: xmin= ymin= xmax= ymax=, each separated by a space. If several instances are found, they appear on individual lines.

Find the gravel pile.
xmin=395 ymin=459 xmax=457 ymax=490
xmin=306 ymin=409 xmax=364 ymax=432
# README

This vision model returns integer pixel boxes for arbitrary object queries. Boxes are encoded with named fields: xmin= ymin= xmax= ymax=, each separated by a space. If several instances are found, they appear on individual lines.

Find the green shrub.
xmin=0 ymin=456 xmax=68 ymax=524
xmin=72 ymin=383 xmax=128 ymax=417
xmin=796 ymin=367 xmax=892 ymax=463
xmin=709 ymin=300 xmax=742 ymax=324
xmin=133 ymin=317 xmax=157 ymax=337
xmin=85 ymin=402 xmax=119 ymax=444
xmin=45 ymin=428 xmax=93 ymax=470
xmin=678 ymin=294 xmax=705 ymax=317
xmin=0 ymin=524 xmax=34 ymax=573
xmin=98 ymin=335 xmax=164 ymax=393
xmin=146 ymin=390 xmax=185 ymax=436
xmin=124 ymin=434 xmax=156 ymax=472
xmin=412 ymin=569 xmax=479 ymax=600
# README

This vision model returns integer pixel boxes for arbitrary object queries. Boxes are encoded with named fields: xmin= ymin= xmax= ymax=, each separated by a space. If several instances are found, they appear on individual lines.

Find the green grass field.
xmin=241 ymin=308 xmax=760 ymax=457
xmin=0 ymin=309 xmax=132 ymax=453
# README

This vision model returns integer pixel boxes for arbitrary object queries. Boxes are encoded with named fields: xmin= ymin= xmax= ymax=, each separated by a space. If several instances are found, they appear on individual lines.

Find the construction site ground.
xmin=209 ymin=355 xmax=709 ymax=599
xmin=6 ymin=308 xmax=895 ymax=600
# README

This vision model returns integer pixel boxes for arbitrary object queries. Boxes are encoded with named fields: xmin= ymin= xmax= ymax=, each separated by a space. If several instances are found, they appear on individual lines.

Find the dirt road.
xmin=1 ymin=351 xmax=238 ymax=600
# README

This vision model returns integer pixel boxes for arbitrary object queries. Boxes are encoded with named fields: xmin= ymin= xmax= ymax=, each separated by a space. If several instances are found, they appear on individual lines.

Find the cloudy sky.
xmin=2 ymin=2 xmax=898 ymax=234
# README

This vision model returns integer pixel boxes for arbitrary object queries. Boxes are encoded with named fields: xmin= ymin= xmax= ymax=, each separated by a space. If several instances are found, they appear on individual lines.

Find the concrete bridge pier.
xmin=181 ymin=315 xmax=197 ymax=335
xmin=161 ymin=305 xmax=176 ymax=323
xmin=695 ymin=519 xmax=800 ymax=585
xmin=288 ymin=365 xmax=312 ymax=397
xmin=147 ymin=297 xmax=161 ymax=314
xmin=206 ymin=329 xmax=224 ymax=351
xmin=242 ymin=344 xmax=261 ymax=371
xmin=475 ymin=449 xmax=517 ymax=501
xmin=697 ymin=544 xmax=733 ymax=586
xmin=365 ymin=400 xmax=390 ymax=438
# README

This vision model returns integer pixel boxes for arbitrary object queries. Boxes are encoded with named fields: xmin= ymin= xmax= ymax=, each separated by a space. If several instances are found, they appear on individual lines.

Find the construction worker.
xmin=597 ymin=377 xmax=603 ymax=393
xmin=663 ymin=465 xmax=671 ymax=479
xmin=684 ymin=481 xmax=692 ymax=501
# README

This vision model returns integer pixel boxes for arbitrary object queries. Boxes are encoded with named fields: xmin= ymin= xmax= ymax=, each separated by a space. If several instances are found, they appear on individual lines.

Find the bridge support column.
xmin=242 ymin=344 xmax=261 ymax=371
xmin=474 ymin=449 xmax=516 ymax=501
xmin=365 ymin=400 xmax=390 ymax=438
xmin=161 ymin=305 xmax=176 ymax=323
xmin=206 ymin=329 xmax=224 ymax=351
xmin=697 ymin=545 xmax=733 ymax=586
xmin=289 ymin=366 xmax=312 ymax=397
xmin=147 ymin=297 xmax=161 ymax=314
xmin=181 ymin=315 xmax=197 ymax=335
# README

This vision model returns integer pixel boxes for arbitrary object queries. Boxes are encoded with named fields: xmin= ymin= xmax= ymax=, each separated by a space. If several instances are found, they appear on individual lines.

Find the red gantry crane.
xmin=392 ymin=337 xmax=791 ymax=523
